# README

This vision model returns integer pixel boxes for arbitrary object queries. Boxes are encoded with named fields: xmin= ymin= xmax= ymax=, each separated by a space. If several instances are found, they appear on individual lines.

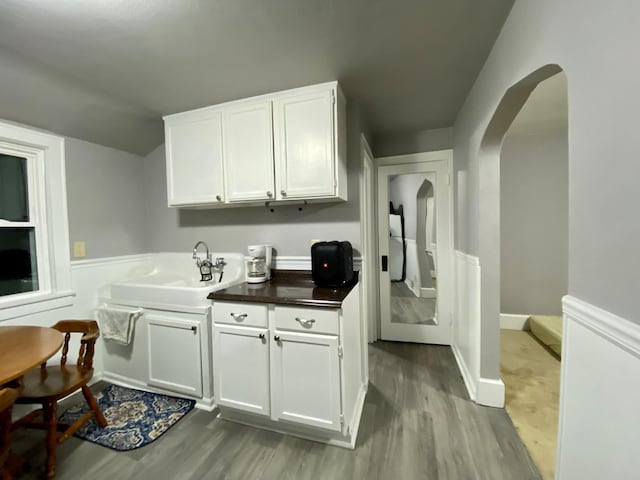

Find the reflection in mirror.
xmin=388 ymin=173 xmax=437 ymax=325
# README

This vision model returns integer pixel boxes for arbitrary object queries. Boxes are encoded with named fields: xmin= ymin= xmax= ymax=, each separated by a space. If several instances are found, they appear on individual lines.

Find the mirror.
xmin=388 ymin=173 xmax=437 ymax=325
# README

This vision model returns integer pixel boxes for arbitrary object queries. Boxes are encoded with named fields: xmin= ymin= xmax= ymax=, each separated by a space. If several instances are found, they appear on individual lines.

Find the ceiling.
xmin=0 ymin=0 xmax=514 ymax=155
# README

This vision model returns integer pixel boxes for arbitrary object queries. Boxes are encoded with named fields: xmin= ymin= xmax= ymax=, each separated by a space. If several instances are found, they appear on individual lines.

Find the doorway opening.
xmin=478 ymin=66 xmax=568 ymax=480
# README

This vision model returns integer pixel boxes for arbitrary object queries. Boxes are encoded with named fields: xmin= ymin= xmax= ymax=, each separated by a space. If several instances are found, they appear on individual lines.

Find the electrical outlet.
xmin=73 ymin=241 xmax=86 ymax=258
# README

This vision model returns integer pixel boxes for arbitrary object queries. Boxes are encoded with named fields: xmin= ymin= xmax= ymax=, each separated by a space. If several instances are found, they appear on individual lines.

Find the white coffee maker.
xmin=247 ymin=245 xmax=273 ymax=283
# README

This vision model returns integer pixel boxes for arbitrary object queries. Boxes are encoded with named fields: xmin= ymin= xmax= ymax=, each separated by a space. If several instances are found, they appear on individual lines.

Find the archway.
xmin=477 ymin=64 xmax=566 ymax=388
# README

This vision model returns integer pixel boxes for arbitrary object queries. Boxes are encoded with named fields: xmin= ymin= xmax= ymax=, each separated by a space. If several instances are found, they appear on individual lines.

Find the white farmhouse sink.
xmin=108 ymin=252 xmax=245 ymax=309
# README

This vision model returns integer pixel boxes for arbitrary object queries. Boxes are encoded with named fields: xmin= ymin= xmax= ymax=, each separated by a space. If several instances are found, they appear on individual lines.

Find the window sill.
xmin=0 ymin=291 xmax=76 ymax=322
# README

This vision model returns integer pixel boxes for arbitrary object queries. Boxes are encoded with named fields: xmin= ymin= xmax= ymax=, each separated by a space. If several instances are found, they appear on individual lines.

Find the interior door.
xmin=377 ymin=159 xmax=452 ymax=344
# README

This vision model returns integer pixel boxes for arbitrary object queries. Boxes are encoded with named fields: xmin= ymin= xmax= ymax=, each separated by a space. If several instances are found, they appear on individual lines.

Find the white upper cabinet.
xmin=273 ymin=90 xmax=336 ymax=200
xmin=165 ymin=111 xmax=225 ymax=206
xmin=223 ymin=100 xmax=275 ymax=202
xmin=163 ymin=82 xmax=346 ymax=208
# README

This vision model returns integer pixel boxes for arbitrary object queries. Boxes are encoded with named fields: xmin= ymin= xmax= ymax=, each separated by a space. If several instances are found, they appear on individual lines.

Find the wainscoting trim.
xmin=562 ymin=295 xmax=640 ymax=357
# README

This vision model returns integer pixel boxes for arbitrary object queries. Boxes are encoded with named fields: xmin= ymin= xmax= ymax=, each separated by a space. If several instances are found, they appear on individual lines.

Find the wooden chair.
xmin=13 ymin=320 xmax=107 ymax=479
xmin=0 ymin=388 xmax=19 ymax=480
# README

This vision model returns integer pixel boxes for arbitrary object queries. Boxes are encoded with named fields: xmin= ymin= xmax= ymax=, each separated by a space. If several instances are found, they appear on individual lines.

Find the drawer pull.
xmin=230 ymin=313 xmax=248 ymax=322
xmin=295 ymin=317 xmax=316 ymax=327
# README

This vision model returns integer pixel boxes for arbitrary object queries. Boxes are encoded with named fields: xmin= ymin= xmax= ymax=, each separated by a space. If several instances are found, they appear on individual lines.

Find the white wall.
xmin=558 ymin=297 xmax=640 ymax=480
xmin=500 ymin=128 xmax=568 ymax=315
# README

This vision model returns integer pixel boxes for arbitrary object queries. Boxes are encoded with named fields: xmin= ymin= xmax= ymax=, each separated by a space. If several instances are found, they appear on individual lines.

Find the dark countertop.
xmin=207 ymin=270 xmax=358 ymax=308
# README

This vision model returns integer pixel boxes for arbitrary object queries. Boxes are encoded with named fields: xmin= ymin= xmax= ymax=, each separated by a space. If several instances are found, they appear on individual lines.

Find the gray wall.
xmin=65 ymin=138 xmax=148 ymax=259
xmin=452 ymin=0 xmax=640 ymax=386
xmin=500 ymin=129 xmax=568 ymax=314
xmin=373 ymin=127 xmax=453 ymax=158
xmin=142 ymin=102 xmax=368 ymax=257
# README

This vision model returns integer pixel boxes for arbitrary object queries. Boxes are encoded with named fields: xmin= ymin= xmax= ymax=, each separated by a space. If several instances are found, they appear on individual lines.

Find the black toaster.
xmin=311 ymin=241 xmax=354 ymax=288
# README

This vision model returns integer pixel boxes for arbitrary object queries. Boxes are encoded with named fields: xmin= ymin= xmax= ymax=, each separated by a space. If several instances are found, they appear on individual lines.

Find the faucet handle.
xmin=215 ymin=257 xmax=226 ymax=267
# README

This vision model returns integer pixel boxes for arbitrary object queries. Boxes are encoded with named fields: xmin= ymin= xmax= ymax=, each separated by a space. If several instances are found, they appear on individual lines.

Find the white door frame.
xmin=359 ymin=134 xmax=379 ymax=343
xmin=375 ymin=150 xmax=454 ymax=344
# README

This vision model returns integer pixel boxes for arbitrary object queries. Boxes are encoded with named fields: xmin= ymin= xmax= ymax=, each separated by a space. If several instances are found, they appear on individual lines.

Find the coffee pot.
xmin=247 ymin=245 xmax=272 ymax=283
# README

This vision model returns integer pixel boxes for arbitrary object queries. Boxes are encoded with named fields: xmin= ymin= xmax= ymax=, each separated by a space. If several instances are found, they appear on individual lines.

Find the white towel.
xmin=97 ymin=305 xmax=143 ymax=345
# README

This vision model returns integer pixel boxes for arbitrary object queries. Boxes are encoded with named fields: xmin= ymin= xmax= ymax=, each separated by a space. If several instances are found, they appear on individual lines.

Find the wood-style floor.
xmin=13 ymin=343 xmax=540 ymax=480
xmin=390 ymin=282 xmax=436 ymax=325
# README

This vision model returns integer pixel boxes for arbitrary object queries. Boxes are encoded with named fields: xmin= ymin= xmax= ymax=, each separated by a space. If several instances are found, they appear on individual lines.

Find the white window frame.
xmin=0 ymin=121 xmax=73 ymax=321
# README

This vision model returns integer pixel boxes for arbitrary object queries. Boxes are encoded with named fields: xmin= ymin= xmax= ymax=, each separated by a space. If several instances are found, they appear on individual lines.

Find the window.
xmin=0 ymin=121 xmax=72 ymax=320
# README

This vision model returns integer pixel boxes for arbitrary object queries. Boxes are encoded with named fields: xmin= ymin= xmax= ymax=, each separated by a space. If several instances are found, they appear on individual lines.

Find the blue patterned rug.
xmin=59 ymin=384 xmax=195 ymax=451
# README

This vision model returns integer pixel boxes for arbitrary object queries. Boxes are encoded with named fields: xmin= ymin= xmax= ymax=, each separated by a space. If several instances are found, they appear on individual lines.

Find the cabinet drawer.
xmin=274 ymin=305 xmax=339 ymax=335
xmin=213 ymin=301 xmax=268 ymax=328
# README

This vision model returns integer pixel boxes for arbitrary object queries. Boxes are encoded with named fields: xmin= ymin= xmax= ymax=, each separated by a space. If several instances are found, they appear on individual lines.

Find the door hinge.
xmin=338 ymin=345 xmax=344 ymax=358
xmin=447 ymin=173 xmax=451 ymax=185
xmin=339 ymin=414 xmax=345 ymax=426
xmin=331 ymin=91 xmax=336 ymax=105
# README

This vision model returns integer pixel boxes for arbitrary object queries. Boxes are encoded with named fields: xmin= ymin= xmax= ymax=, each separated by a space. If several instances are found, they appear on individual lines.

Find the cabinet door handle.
xmin=274 ymin=335 xmax=280 ymax=342
xmin=295 ymin=317 xmax=316 ymax=327
xmin=280 ymin=190 xmax=287 ymax=197
xmin=230 ymin=313 xmax=248 ymax=322
xmin=266 ymin=191 xmax=273 ymax=198
xmin=258 ymin=333 xmax=265 ymax=339
xmin=216 ymin=195 xmax=222 ymax=201
xmin=191 ymin=326 xmax=197 ymax=332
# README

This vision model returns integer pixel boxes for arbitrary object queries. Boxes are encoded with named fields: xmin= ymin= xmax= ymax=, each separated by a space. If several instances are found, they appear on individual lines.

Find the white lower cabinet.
xmin=213 ymin=324 xmax=270 ymax=416
xmin=271 ymin=331 xmax=342 ymax=431
xmin=147 ymin=314 xmax=203 ymax=397
xmin=212 ymin=289 xmax=364 ymax=447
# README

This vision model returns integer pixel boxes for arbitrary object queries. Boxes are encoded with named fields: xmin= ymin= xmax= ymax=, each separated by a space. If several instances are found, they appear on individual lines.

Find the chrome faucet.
xmin=193 ymin=241 xmax=213 ymax=281
xmin=192 ymin=241 xmax=225 ymax=282
xmin=193 ymin=241 xmax=212 ymax=268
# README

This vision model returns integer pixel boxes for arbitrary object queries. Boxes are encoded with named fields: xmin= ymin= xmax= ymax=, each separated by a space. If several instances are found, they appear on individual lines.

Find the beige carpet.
xmin=501 ymin=330 xmax=561 ymax=480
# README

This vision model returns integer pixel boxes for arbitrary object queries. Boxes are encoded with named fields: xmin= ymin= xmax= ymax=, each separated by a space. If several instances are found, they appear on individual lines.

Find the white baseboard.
xmin=451 ymin=343 xmax=477 ymax=401
xmin=476 ymin=377 xmax=505 ymax=408
xmin=500 ymin=313 xmax=530 ymax=330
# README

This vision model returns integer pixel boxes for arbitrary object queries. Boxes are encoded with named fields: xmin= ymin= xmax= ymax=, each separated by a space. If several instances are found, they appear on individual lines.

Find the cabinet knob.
xmin=266 ymin=191 xmax=273 ymax=198
xmin=190 ymin=326 xmax=197 ymax=332
xmin=274 ymin=335 xmax=280 ymax=342
xmin=258 ymin=333 xmax=265 ymax=339
xmin=216 ymin=195 xmax=222 ymax=201
xmin=280 ymin=190 xmax=287 ymax=197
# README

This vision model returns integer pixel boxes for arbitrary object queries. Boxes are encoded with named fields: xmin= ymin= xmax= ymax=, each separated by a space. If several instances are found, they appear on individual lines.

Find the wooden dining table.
xmin=0 ymin=326 xmax=64 ymax=385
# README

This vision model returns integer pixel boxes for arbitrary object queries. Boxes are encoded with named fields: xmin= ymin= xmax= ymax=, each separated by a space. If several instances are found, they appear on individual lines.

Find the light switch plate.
xmin=73 ymin=241 xmax=86 ymax=258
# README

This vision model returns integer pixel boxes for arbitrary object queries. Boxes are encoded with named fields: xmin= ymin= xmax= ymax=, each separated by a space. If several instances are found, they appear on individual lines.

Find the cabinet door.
xmin=147 ymin=316 xmax=202 ymax=397
xmin=223 ymin=101 xmax=275 ymax=202
xmin=271 ymin=331 xmax=342 ymax=431
xmin=165 ymin=111 xmax=225 ymax=206
xmin=273 ymin=90 xmax=335 ymax=200
xmin=213 ymin=324 xmax=270 ymax=416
